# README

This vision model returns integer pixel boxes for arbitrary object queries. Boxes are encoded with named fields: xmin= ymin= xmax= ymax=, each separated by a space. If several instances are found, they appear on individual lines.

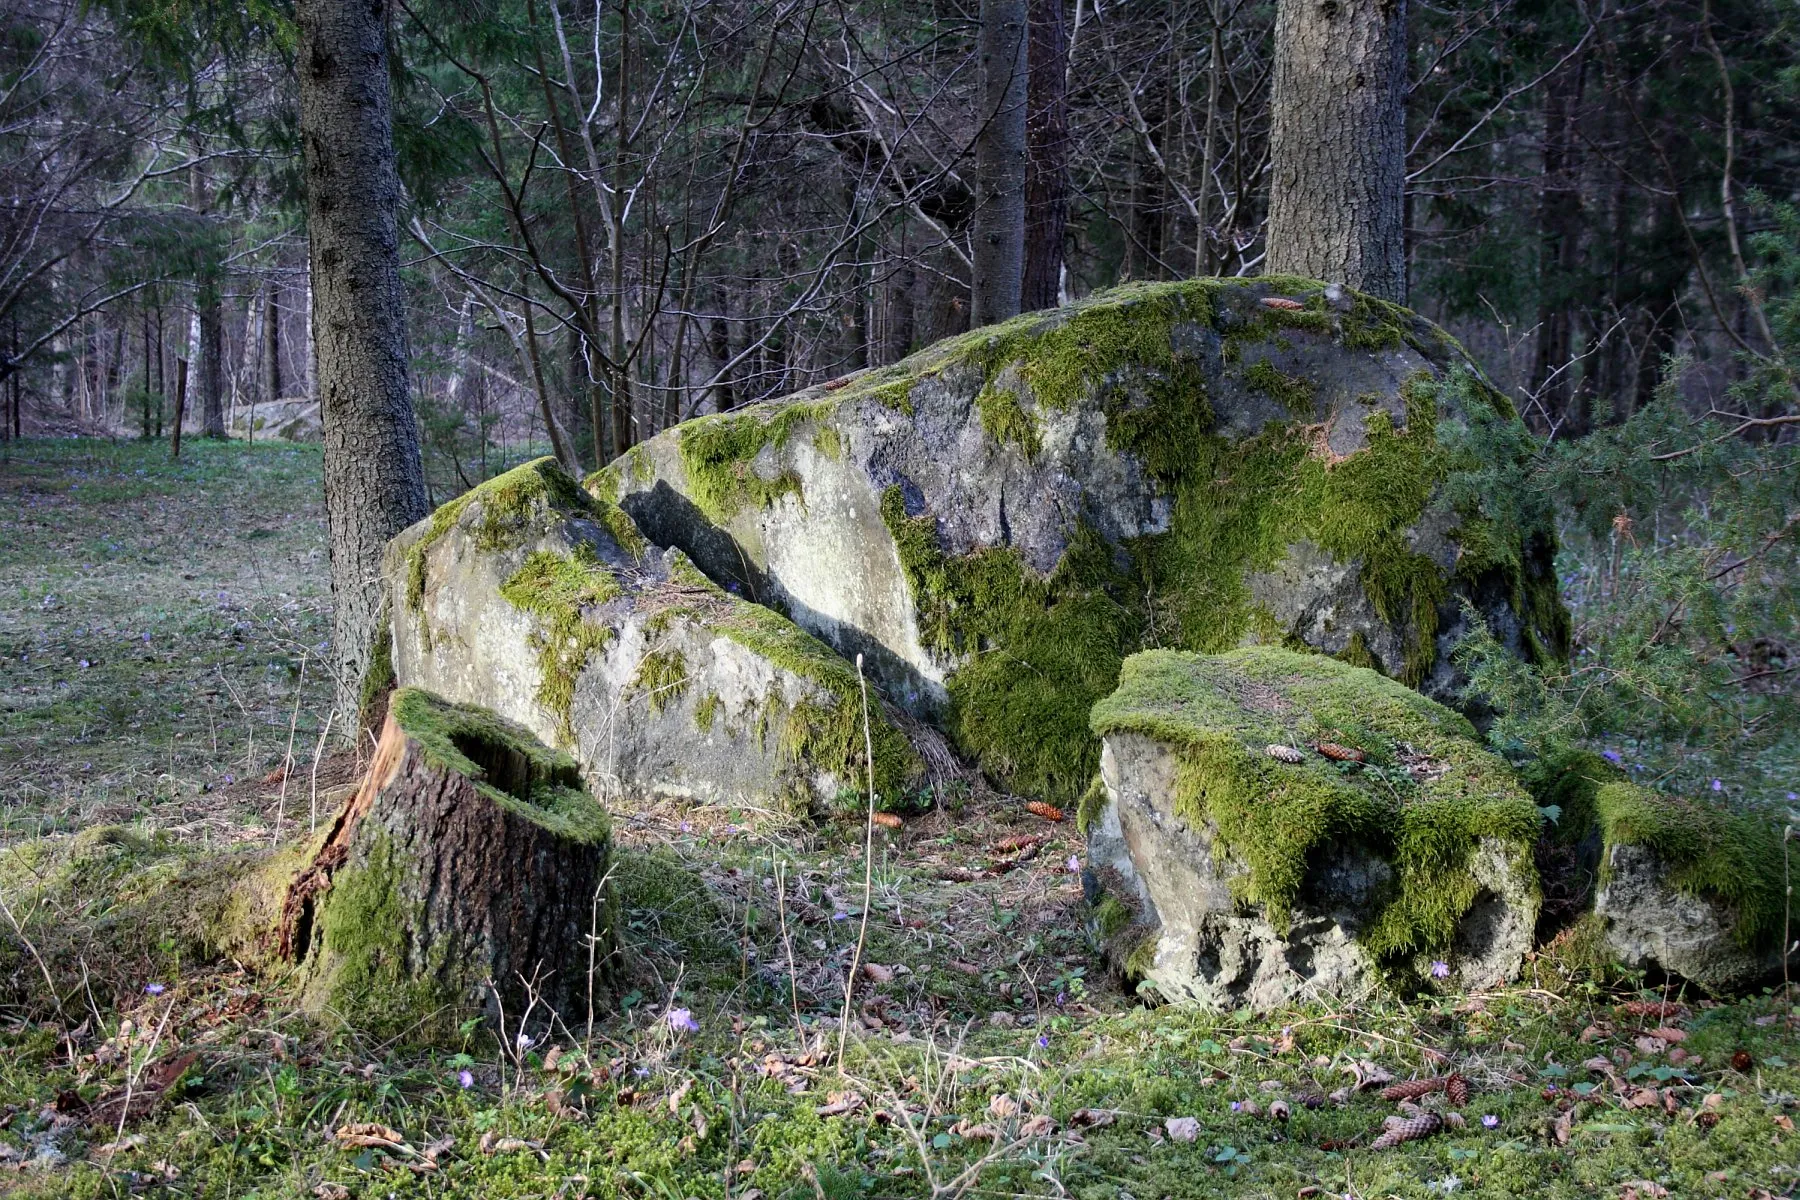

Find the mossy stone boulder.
xmin=1590 ymin=781 xmax=1787 ymax=992
xmin=1084 ymin=647 xmax=1541 ymax=1009
xmin=600 ymin=277 xmax=1568 ymax=804
xmin=387 ymin=457 xmax=919 ymax=811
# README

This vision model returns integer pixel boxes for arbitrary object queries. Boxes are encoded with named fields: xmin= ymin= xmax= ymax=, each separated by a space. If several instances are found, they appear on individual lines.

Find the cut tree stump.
xmin=282 ymin=687 xmax=613 ymax=1036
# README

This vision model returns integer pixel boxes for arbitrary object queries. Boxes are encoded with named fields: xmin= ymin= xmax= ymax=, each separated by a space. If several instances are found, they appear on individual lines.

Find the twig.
xmin=117 ymin=994 xmax=176 ymax=1144
xmin=308 ymin=706 xmax=337 ymax=834
xmin=837 ymin=653 xmax=879 ymax=1069
xmin=273 ymin=651 xmax=309 ymax=847
xmin=0 ymin=890 xmax=62 ymax=1016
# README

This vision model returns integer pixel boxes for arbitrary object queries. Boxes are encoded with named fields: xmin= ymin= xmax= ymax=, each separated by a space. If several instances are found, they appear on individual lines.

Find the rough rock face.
xmin=1084 ymin=647 xmax=1540 ymax=1010
xmin=385 ymin=458 xmax=919 ymax=811
xmin=1589 ymin=781 xmax=1785 ymax=992
xmin=229 ymin=397 xmax=321 ymax=442
xmin=600 ymin=277 xmax=1568 ymax=802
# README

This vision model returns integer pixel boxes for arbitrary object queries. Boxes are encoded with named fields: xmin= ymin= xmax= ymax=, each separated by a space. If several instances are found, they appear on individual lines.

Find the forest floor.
xmin=1 ymin=440 xmax=1798 ymax=1200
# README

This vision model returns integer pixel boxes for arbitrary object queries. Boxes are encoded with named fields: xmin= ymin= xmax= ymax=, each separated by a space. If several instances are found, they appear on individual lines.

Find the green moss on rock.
xmin=632 ymin=648 xmax=691 ymax=715
xmin=1595 ymin=781 xmax=1786 ymax=950
xmin=498 ymin=544 xmax=622 ymax=744
xmin=882 ymin=488 xmax=1137 ymax=801
xmin=1090 ymin=647 xmax=1540 ymax=968
xmin=659 ymin=555 xmax=922 ymax=809
xmin=676 ymin=400 xmax=836 ymax=522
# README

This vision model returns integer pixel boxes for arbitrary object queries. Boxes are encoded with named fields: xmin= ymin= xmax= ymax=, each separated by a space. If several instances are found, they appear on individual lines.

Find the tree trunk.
xmin=298 ymin=0 xmax=430 ymax=736
xmin=1265 ymin=0 xmax=1408 ymax=303
xmin=972 ymin=0 xmax=1028 ymax=326
xmin=1529 ymin=47 xmax=1589 ymax=435
xmin=1021 ymin=0 xmax=1069 ymax=312
xmin=282 ymin=689 xmax=613 ymax=1034
xmin=263 ymin=283 xmax=283 ymax=404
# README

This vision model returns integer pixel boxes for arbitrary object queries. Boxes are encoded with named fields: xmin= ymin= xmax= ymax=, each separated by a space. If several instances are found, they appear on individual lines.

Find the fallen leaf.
xmin=815 ymin=1092 xmax=864 ymax=1117
xmin=335 ymin=1123 xmax=408 ymax=1151
xmin=313 ymin=1186 xmax=351 ymax=1200
xmin=1070 ymin=1108 xmax=1116 ymax=1128
xmin=1164 ymin=1116 xmax=1201 ymax=1142
xmin=92 ymin=1135 xmax=145 ymax=1159
xmin=1647 ymin=1026 xmax=1686 ymax=1043
xmin=861 ymin=963 xmax=895 ymax=984
xmin=1620 ymin=1182 xmax=1668 ymax=1200
xmin=477 ymin=1132 xmax=534 ymax=1156
xmin=950 ymin=1120 xmax=1001 ymax=1140
xmin=1019 ymin=1114 xmax=1057 ymax=1136
xmin=1552 ymin=1109 xmax=1573 ymax=1146
xmin=1775 ymin=1114 xmax=1796 ymax=1133
xmin=988 ymin=1094 xmax=1020 ymax=1119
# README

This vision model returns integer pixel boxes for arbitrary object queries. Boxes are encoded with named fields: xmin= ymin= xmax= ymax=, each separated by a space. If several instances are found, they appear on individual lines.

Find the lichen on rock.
xmin=1085 ymin=646 xmax=1541 ymax=1007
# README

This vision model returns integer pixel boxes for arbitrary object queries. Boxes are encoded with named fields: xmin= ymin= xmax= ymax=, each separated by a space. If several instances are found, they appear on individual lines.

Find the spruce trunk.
xmin=298 ymin=0 xmax=430 ymax=735
xmin=1265 ymin=0 xmax=1408 ymax=303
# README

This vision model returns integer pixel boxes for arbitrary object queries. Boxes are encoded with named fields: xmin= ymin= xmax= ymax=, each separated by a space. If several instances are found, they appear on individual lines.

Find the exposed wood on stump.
xmin=282 ymin=688 xmax=613 ymax=1035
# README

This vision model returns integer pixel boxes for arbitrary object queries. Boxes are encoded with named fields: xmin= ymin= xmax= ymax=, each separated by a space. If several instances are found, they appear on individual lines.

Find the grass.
xmin=2 ymin=440 xmax=1799 ymax=1198
xmin=0 ymin=438 xmax=336 ymax=843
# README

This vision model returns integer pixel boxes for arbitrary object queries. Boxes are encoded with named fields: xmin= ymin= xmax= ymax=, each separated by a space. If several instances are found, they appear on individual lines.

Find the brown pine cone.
xmin=1616 ymin=1000 xmax=1686 ymax=1021
xmin=1379 ymin=1078 xmax=1446 ymax=1102
xmin=1446 ymin=1074 xmax=1470 ymax=1107
xmin=1294 ymin=1090 xmax=1327 ymax=1110
xmin=1369 ymin=1112 xmax=1443 ymax=1149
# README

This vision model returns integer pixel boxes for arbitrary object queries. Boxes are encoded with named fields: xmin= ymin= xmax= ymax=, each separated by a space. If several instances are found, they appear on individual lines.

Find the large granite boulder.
xmin=1083 ymin=647 xmax=1541 ymax=1009
xmin=598 ymin=277 xmax=1569 ymax=803
xmin=1590 ymin=781 xmax=1786 ymax=992
xmin=385 ymin=458 xmax=920 ymax=812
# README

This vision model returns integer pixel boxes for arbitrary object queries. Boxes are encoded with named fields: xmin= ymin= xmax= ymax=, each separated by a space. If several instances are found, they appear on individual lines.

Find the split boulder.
xmin=1083 ymin=646 xmax=1541 ymax=1009
xmin=385 ymin=457 xmax=920 ymax=812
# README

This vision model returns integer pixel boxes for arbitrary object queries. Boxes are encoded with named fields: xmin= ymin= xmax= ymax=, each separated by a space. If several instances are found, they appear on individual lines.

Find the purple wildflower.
xmin=1601 ymin=749 xmax=1622 ymax=764
xmin=679 ymin=821 xmax=692 ymax=833
xmin=144 ymin=983 xmax=165 ymax=995
xmin=633 ymin=1064 xmax=651 ymax=1078
xmin=1230 ymin=1101 xmax=1242 ymax=1112
xmin=1066 ymin=855 xmax=1081 ymax=873
xmin=832 ymin=911 xmax=849 ymax=922
xmin=458 ymin=1069 xmax=474 ymax=1088
xmin=1055 ymin=991 xmax=1066 ymax=1006
xmin=1480 ymin=1114 xmax=1499 ymax=1129
xmin=1431 ymin=960 xmax=1451 ymax=979
xmin=1036 ymin=1035 xmax=1049 ymax=1048
xmin=1711 ymin=779 xmax=1724 ymax=792
xmin=667 ymin=1007 xmax=699 ymax=1034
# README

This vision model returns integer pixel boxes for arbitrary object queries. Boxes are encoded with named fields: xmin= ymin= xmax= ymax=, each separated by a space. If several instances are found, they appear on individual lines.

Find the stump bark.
xmin=282 ymin=688 xmax=613 ymax=1035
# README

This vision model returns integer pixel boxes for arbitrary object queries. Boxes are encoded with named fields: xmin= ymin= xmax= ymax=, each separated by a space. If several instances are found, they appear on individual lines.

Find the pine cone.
xmin=1025 ymin=800 xmax=1064 ymax=823
xmin=1616 ymin=1000 xmax=1686 ymax=1021
xmin=1445 ymin=1074 xmax=1470 ymax=1107
xmin=1266 ymin=744 xmax=1306 ymax=764
xmin=1294 ymin=1090 xmax=1327 ymax=1110
xmin=1379 ymin=1078 xmax=1446 ymax=1102
xmin=1314 ymin=741 xmax=1367 ymax=763
xmin=871 ymin=812 xmax=903 ymax=830
xmin=1369 ymin=1112 xmax=1442 ymax=1149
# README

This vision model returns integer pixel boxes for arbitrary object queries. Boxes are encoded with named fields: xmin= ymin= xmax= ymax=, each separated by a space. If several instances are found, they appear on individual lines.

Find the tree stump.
xmin=282 ymin=688 xmax=613 ymax=1037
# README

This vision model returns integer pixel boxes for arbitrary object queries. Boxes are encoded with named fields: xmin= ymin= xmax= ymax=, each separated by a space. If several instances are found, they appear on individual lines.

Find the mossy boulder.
xmin=1084 ymin=647 xmax=1541 ymax=1009
xmin=387 ymin=457 xmax=920 ymax=812
xmin=1588 ymin=780 xmax=1787 ymax=992
xmin=601 ymin=277 xmax=1568 ymax=804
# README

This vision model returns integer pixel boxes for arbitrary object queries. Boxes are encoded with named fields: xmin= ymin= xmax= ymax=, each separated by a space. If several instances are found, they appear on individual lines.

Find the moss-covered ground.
xmin=6 ymin=442 xmax=1799 ymax=1199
